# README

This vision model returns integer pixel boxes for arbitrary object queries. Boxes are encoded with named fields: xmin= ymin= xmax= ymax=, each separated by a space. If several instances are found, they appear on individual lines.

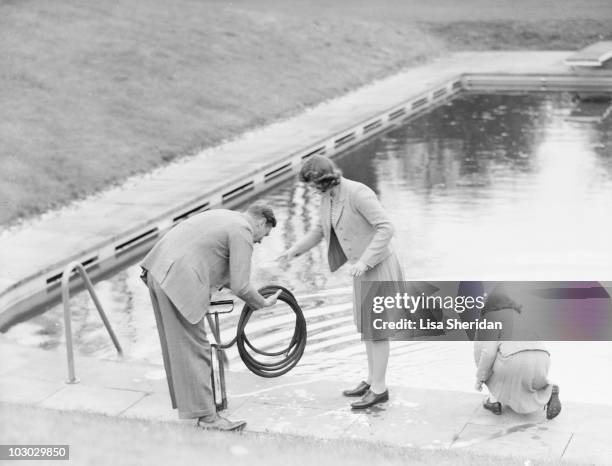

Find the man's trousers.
xmin=146 ymin=273 xmax=216 ymax=419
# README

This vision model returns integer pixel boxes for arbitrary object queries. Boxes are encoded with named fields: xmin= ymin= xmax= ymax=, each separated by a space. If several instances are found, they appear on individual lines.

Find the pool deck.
xmin=2 ymin=50 xmax=612 ymax=327
xmin=1 ymin=336 xmax=611 ymax=464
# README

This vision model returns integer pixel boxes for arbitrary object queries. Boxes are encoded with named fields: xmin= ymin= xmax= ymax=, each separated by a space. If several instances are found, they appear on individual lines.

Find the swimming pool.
xmin=6 ymin=91 xmax=612 ymax=403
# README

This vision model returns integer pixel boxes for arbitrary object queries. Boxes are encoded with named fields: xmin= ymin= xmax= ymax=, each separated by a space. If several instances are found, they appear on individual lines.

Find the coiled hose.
xmin=220 ymin=285 xmax=307 ymax=378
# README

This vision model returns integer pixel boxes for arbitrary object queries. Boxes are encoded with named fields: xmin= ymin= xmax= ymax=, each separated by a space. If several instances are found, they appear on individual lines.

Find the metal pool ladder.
xmin=61 ymin=261 xmax=123 ymax=384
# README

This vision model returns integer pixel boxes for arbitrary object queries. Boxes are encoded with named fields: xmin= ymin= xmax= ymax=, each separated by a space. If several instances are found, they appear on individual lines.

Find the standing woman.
xmin=279 ymin=155 xmax=404 ymax=409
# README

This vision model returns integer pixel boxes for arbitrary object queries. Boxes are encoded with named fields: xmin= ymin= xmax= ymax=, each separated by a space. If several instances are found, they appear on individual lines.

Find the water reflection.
xmin=5 ymin=92 xmax=612 ymax=403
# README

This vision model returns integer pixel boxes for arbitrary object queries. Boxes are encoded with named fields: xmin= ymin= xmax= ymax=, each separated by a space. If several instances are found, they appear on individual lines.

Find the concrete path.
xmin=1 ymin=336 xmax=610 ymax=464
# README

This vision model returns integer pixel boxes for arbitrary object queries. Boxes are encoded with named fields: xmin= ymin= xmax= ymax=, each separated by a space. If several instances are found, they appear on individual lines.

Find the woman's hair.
xmin=481 ymin=285 xmax=522 ymax=315
xmin=299 ymin=155 xmax=342 ymax=193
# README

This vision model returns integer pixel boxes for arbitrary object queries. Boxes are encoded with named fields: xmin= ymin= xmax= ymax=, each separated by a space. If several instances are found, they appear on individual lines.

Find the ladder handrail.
xmin=61 ymin=261 xmax=123 ymax=384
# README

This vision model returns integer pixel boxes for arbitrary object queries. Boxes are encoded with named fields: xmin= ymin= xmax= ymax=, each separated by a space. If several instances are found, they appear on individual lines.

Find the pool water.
xmin=6 ymin=92 xmax=612 ymax=403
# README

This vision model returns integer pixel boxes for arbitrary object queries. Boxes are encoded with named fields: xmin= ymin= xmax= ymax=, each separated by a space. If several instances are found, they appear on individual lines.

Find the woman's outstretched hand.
xmin=348 ymin=261 xmax=368 ymax=278
xmin=277 ymin=247 xmax=299 ymax=262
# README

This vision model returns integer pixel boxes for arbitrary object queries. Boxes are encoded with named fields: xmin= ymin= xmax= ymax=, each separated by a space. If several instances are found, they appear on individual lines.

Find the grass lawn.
xmin=0 ymin=402 xmax=572 ymax=466
xmin=1 ymin=0 xmax=611 ymax=226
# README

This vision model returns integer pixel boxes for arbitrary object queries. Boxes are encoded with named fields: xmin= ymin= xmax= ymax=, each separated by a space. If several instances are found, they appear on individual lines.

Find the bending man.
xmin=141 ymin=201 xmax=281 ymax=431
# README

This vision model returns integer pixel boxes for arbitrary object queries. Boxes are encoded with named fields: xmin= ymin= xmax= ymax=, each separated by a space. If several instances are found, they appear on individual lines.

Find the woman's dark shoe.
xmin=351 ymin=389 xmax=389 ymax=409
xmin=483 ymin=398 xmax=502 ymax=415
xmin=342 ymin=381 xmax=371 ymax=397
xmin=546 ymin=385 xmax=562 ymax=420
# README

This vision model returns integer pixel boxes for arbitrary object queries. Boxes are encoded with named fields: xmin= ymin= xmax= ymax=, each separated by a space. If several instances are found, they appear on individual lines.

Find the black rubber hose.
xmin=235 ymin=285 xmax=307 ymax=378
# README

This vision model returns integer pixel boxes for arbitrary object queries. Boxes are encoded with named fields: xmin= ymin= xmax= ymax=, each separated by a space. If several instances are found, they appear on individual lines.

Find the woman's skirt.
xmin=352 ymin=252 xmax=404 ymax=335
xmin=486 ymin=349 xmax=553 ymax=414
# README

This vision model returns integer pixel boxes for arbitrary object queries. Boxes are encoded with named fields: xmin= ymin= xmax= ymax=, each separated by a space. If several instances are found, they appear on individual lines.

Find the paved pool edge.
xmin=1 ymin=336 xmax=610 ymax=463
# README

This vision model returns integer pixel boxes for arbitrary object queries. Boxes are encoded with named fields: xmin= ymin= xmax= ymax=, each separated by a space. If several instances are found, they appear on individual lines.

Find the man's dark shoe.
xmin=197 ymin=413 xmax=246 ymax=431
xmin=483 ymin=398 xmax=502 ymax=415
xmin=546 ymin=385 xmax=561 ymax=420
xmin=342 ymin=381 xmax=371 ymax=397
xmin=351 ymin=389 xmax=389 ymax=409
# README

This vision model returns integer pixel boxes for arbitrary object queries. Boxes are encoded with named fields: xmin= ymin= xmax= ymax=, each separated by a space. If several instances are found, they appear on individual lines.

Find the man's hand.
xmin=263 ymin=289 xmax=282 ymax=307
xmin=348 ymin=261 xmax=368 ymax=278
xmin=276 ymin=247 xmax=299 ymax=262
xmin=475 ymin=379 xmax=484 ymax=392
